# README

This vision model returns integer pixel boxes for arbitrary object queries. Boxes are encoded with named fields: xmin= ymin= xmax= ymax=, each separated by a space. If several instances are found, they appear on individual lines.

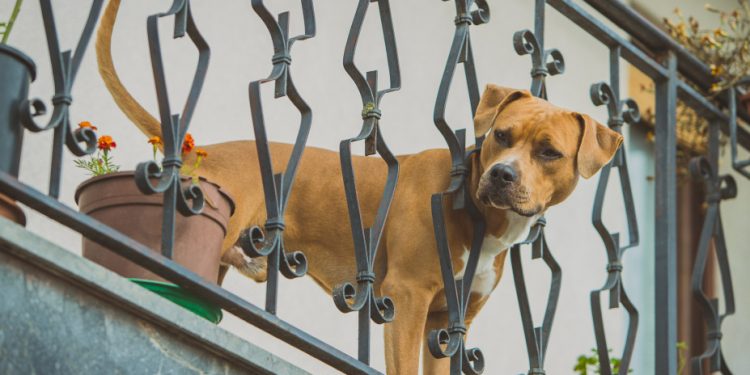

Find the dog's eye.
xmin=494 ymin=130 xmax=510 ymax=146
xmin=539 ymin=148 xmax=563 ymax=160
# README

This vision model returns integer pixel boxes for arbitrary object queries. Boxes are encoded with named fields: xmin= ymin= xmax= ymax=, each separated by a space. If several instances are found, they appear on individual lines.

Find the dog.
xmin=96 ymin=1 xmax=622 ymax=373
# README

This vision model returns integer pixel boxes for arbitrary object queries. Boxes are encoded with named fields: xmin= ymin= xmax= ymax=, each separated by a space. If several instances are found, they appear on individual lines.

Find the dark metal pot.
xmin=0 ymin=44 xmax=36 ymax=226
xmin=0 ymin=44 xmax=36 ymax=177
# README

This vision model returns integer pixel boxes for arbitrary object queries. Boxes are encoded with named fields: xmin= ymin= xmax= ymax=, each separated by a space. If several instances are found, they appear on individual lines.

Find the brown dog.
xmin=97 ymin=1 xmax=622 ymax=373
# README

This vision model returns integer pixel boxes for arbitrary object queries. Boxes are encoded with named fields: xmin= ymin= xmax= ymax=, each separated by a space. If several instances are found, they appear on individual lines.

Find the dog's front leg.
xmin=382 ymin=277 xmax=432 ymax=375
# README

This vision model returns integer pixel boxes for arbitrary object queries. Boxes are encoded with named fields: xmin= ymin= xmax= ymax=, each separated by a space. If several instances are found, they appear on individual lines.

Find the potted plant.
xmin=0 ymin=0 xmax=32 ymax=225
xmin=73 ymin=123 xmax=234 ymax=323
xmin=664 ymin=1 xmax=750 ymax=110
xmin=633 ymin=2 xmax=749 ymax=179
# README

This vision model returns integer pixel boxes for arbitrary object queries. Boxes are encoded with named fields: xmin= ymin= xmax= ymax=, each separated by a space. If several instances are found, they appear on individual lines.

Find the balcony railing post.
xmin=332 ymin=0 xmax=401 ymax=365
xmin=587 ymin=45 xmax=641 ymax=375
xmin=654 ymin=51 xmax=678 ymax=375
xmin=242 ymin=0 xmax=315 ymax=315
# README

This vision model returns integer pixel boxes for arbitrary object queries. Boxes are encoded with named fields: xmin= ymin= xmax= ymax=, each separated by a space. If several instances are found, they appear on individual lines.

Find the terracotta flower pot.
xmin=0 ymin=193 xmax=26 ymax=226
xmin=75 ymin=171 xmax=235 ymax=284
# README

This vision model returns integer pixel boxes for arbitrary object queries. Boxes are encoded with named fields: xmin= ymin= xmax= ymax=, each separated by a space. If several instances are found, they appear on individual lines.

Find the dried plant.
xmin=641 ymin=102 xmax=709 ymax=178
xmin=664 ymin=0 xmax=750 ymax=94
xmin=635 ymin=2 xmax=748 ymax=179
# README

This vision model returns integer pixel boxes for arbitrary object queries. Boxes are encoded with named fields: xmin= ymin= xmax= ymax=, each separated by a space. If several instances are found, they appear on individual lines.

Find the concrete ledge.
xmin=0 ymin=216 xmax=309 ymax=375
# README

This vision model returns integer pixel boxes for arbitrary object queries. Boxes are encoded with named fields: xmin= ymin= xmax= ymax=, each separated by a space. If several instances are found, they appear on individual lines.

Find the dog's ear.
xmin=474 ymin=84 xmax=530 ymax=138
xmin=575 ymin=113 xmax=624 ymax=178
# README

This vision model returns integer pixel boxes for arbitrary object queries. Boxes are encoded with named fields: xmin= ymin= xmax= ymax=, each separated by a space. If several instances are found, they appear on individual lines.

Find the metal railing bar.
xmin=653 ymin=51 xmax=679 ymax=375
xmin=546 ymin=0 xmax=666 ymax=79
xmin=675 ymin=81 xmax=750 ymax=148
xmin=588 ymin=44 xmax=640 ymax=375
xmin=584 ymin=0 xmax=711 ymax=87
xmin=0 ymin=171 xmax=380 ymax=375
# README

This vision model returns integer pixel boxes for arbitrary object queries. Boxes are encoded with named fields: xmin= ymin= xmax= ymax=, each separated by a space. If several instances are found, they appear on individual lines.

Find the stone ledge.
xmin=0 ymin=216 xmax=309 ymax=375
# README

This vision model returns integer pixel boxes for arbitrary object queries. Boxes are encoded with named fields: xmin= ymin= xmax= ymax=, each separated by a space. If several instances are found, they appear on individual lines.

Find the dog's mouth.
xmin=477 ymin=188 xmax=540 ymax=217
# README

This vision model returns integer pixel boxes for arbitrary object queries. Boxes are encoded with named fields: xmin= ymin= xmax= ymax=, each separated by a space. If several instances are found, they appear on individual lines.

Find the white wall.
xmin=4 ymin=0 xmax=747 ymax=373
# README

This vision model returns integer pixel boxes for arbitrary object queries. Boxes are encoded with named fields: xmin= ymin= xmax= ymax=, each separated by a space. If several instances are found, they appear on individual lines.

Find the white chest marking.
xmin=454 ymin=212 xmax=539 ymax=297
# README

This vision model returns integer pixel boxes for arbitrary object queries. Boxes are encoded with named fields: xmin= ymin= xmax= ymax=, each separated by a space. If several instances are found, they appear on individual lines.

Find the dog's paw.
xmin=220 ymin=246 xmax=268 ymax=282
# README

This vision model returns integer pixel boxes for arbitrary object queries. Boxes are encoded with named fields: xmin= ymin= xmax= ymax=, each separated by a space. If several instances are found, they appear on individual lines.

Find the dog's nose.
xmin=489 ymin=164 xmax=517 ymax=185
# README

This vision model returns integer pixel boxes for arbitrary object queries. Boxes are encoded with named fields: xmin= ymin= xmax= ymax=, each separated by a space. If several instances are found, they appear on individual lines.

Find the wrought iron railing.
xmin=0 ymin=0 xmax=748 ymax=374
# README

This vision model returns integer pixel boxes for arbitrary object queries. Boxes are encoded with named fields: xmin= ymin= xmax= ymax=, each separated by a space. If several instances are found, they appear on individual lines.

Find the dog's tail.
xmin=96 ymin=0 xmax=162 ymax=140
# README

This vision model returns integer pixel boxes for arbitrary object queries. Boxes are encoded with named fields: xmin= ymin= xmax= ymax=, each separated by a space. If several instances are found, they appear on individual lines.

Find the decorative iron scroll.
xmin=588 ymin=45 xmax=640 ymax=375
xmin=332 ymin=0 xmax=400 ymax=364
xmin=18 ymin=0 xmax=104 ymax=198
xmin=727 ymin=86 xmax=750 ymax=179
xmin=427 ymin=0 xmax=489 ymax=374
xmin=689 ymin=154 xmax=736 ymax=374
xmin=133 ymin=0 xmax=208 ymax=259
xmin=240 ymin=0 xmax=315 ymax=315
xmin=509 ymin=0 xmax=564 ymax=373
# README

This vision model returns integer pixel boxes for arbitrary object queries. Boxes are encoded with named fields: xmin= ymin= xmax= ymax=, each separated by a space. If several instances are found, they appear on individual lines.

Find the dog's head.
xmin=473 ymin=84 xmax=623 ymax=217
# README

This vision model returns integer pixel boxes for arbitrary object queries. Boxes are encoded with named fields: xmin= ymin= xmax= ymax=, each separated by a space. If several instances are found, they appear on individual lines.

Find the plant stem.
xmin=1 ymin=0 xmax=23 ymax=44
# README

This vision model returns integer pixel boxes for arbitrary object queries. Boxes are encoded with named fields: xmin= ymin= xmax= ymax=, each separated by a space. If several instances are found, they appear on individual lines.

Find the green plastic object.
xmin=129 ymin=278 xmax=223 ymax=324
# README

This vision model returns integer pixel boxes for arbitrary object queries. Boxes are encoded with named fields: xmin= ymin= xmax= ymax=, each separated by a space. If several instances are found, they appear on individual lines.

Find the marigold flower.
xmin=196 ymin=148 xmax=208 ymax=158
xmin=148 ymin=136 xmax=162 ymax=146
xmin=97 ymin=135 xmax=117 ymax=151
xmin=78 ymin=121 xmax=98 ymax=131
xmin=182 ymin=133 xmax=195 ymax=154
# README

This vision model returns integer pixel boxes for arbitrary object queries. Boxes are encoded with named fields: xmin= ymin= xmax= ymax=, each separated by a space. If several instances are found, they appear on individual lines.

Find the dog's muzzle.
xmin=477 ymin=163 xmax=539 ymax=216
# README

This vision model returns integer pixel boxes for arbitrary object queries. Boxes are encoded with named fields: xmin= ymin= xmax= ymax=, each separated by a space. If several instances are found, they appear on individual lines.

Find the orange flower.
xmin=182 ymin=133 xmax=195 ymax=154
xmin=148 ymin=136 xmax=162 ymax=146
xmin=97 ymin=135 xmax=117 ymax=151
xmin=78 ymin=121 xmax=98 ymax=131
xmin=196 ymin=148 xmax=208 ymax=158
